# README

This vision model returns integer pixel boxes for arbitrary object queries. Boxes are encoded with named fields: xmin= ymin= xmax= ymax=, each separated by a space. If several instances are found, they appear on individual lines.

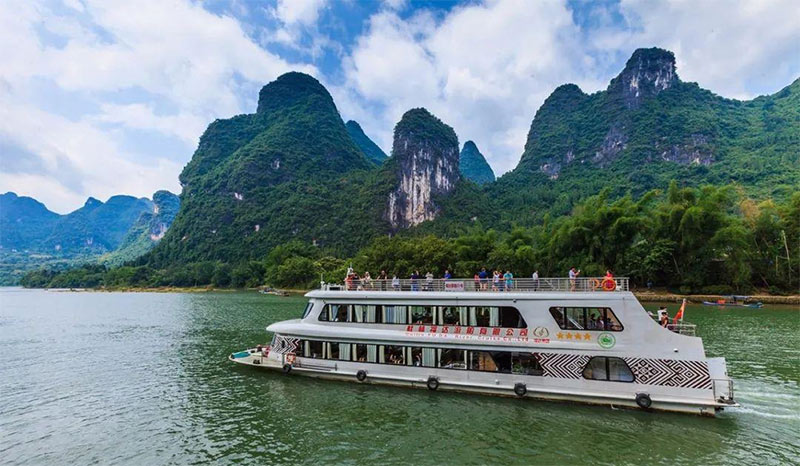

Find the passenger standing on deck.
xmin=479 ymin=268 xmax=489 ymax=290
xmin=569 ymin=267 xmax=580 ymax=291
xmin=378 ymin=270 xmax=388 ymax=290
xmin=492 ymin=270 xmax=501 ymax=291
xmin=411 ymin=270 xmax=420 ymax=291
xmin=444 ymin=269 xmax=452 ymax=280
xmin=425 ymin=271 xmax=434 ymax=291
xmin=392 ymin=274 xmax=400 ymax=291
xmin=532 ymin=270 xmax=539 ymax=291
xmin=503 ymin=270 xmax=513 ymax=291
xmin=363 ymin=271 xmax=372 ymax=290
xmin=473 ymin=273 xmax=480 ymax=291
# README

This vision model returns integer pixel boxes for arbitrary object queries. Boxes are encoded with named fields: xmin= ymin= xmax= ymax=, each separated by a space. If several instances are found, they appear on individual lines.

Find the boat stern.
xmin=229 ymin=346 xmax=277 ymax=368
xmin=707 ymin=357 xmax=739 ymax=408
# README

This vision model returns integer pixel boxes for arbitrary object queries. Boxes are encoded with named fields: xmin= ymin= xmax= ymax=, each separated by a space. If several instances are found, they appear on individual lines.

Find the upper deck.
xmin=323 ymin=276 xmax=628 ymax=294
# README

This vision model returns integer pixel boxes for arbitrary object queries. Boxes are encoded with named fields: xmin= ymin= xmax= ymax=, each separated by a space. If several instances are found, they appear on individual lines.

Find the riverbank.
xmin=633 ymin=290 xmax=800 ymax=305
xmin=32 ymin=285 xmax=800 ymax=305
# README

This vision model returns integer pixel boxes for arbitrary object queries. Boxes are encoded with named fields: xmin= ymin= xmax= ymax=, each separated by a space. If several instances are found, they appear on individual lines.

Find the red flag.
xmin=673 ymin=299 xmax=686 ymax=324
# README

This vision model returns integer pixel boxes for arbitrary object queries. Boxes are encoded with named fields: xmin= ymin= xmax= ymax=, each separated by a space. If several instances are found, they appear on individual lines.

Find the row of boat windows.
xmin=549 ymin=307 xmax=624 ymax=332
xmin=296 ymin=340 xmax=542 ymax=374
xmin=317 ymin=304 xmax=527 ymax=328
xmin=292 ymin=340 xmax=634 ymax=382
xmin=312 ymin=303 xmax=625 ymax=332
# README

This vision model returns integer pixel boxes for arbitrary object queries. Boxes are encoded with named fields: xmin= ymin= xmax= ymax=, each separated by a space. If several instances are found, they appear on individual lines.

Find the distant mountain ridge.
xmin=459 ymin=141 xmax=495 ymax=185
xmin=10 ymin=47 xmax=799 ymax=288
xmin=0 ymin=190 xmax=179 ymax=284
xmin=487 ymin=47 xmax=800 ymax=224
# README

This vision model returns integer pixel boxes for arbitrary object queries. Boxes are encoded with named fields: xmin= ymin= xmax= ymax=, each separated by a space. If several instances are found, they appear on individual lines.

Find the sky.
xmin=2 ymin=0 xmax=799 ymax=213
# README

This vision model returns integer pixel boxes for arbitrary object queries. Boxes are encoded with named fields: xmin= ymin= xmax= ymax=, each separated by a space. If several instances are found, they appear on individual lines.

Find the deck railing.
xmin=323 ymin=277 xmax=629 ymax=293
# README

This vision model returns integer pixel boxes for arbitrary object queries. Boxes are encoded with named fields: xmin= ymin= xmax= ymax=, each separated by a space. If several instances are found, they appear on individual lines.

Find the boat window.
xmin=383 ymin=305 xmax=408 ymax=324
xmin=468 ymin=351 xmax=511 ymax=373
xmin=440 ymin=349 xmax=467 ymax=369
xmin=410 ymin=306 xmax=434 ymax=324
xmin=302 ymin=302 xmax=314 ymax=318
xmin=383 ymin=345 xmax=405 ymax=365
xmin=318 ymin=304 xmax=347 ymax=322
xmin=294 ymin=339 xmax=306 ymax=357
xmin=582 ymin=357 xmax=634 ymax=382
xmin=308 ymin=340 xmax=324 ymax=359
xmin=410 ymin=347 xmax=436 ymax=367
xmin=512 ymin=352 xmax=543 ymax=376
xmin=500 ymin=307 xmax=526 ymax=328
xmin=352 ymin=305 xmax=381 ymax=323
xmin=354 ymin=344 xmax=377 ymax=363
xmin=549 ymin=307 xmax=623 ymax=331
xmin=440 ymin=306 xmax=465 ymax=325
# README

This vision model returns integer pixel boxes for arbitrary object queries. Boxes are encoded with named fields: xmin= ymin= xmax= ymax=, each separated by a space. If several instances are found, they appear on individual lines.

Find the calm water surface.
xmin=1 ymin=288 xmax=798 ymax=465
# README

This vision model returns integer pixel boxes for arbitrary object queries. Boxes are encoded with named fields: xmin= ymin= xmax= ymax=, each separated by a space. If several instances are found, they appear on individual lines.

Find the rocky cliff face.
xmin=608 ymin=47 xmax=678 ymax=108
xmin=386 ymin=108 xmax=460 ymax=230
xmin=459 ymin=141 xmax=495 ymax=184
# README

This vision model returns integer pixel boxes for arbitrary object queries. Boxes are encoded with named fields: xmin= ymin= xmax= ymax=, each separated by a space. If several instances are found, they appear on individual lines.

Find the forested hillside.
xmin=19 ymin=49 xmax=800 ymax=293
xmin=0 ymin=191 xmax=179 ymax=284
xmin=489 ymin=48 xmax=800 ymax=225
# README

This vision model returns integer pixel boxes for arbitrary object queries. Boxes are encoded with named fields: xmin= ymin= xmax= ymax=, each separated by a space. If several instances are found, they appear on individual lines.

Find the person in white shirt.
xmin=568 ymin=267 xmax=580 ymax=291
xmin=532 ymin=270 xmax=539 ymax=291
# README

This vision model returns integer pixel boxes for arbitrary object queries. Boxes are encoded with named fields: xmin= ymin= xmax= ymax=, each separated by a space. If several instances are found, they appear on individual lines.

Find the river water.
xmin=1 ymin=288 xmax=798 ymax=465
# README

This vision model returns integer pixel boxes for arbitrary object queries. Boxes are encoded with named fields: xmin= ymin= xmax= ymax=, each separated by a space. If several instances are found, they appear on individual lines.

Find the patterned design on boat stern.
xmin=535 ymin=353 xmax=591 ymax=379
xmin=271 ymin=336 xmax=300 ymax=354
xmin=625 ymin=358 xmax=712 ymax=389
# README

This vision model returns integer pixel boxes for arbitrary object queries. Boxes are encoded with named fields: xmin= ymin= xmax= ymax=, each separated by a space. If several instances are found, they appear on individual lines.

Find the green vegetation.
xmin=346 ymin=120 xmax=388 ymax=165
xmin=14 ymin=52 xmax=800 ymax=294
xmin=0 ymin=191 xmax=178 ymax=284
xmin=490 ymin=49 xmax=800 ymax=226
xmin=24 ymin=185 xmax=800 ymax=294
xmin=459 ymin=141 xmax=495 ymax=184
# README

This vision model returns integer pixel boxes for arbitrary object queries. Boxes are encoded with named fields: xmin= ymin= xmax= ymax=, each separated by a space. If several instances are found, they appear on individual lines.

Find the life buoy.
xmin=356 ymin=370 xmax=367 ymax=382
xmin=635 ymin=393 xmax=652 ymax=409
xmin=426 ymin=376 xmax=439 ymax=391
xmin=286 ymin=353 xmax=296 ymax=364
xmin=602 ymin=278 xmax=616 ymax=291
xmin=514 ymin=383 xmax=527 ymax=397
xmin=591 ymin=278 xmax=602 ymax=290
xmin=282 ymin=363 xmax=292 ymax=374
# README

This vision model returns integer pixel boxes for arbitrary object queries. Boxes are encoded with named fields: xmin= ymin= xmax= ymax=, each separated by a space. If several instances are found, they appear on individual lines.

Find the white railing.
xmin=323 ymin=277 xmax=629 ymax=293
xmin=666 ymin=322 xmax=697 ymax=336
xmin=712 ymin=378 xmax=736 ymax=404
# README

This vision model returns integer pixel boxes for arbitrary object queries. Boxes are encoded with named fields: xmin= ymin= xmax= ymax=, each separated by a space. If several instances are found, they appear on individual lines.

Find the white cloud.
xmin=615 ymin=0 xmax=800 ymax=99
xmin=0 ymin=0 xmax=314 ymax=213
xmin=338 ymin=0 xmax=595 ymax=175
xmin=273 ymin=0 xmax=328 ymax=26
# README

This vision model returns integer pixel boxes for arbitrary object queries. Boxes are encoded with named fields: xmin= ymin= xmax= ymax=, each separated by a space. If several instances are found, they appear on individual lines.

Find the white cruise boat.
xmin=230 ymin=277 xmax=738 ymax=416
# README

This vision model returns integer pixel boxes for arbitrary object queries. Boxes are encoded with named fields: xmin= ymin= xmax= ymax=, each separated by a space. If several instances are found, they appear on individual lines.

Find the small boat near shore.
xmin=259 ymin=287 xmax=289 ymax=296
xmin=702 ymin=295 xmax=763 ymax=308
xmin=232 ymin=277 xmax=738 ymax=416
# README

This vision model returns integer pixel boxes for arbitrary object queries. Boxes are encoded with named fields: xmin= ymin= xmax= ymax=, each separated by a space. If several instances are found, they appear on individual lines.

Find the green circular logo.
xmin=597 ymin=333 xmax=616 ymax=349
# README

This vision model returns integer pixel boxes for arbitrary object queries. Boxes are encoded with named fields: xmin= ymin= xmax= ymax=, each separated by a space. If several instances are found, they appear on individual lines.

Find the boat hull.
xmin=230 ymin=351 xmax=734 ymax=416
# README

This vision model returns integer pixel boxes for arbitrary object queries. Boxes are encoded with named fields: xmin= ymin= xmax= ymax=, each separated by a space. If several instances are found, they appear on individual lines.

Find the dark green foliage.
xmin=0 ymin=192 xmax=60 ymax=250
xmin=459 ymin=141 xmax=495 ymax=185
xmin=393 ymin=108 xmax=458 ymax=150
xmin=1 ymin=191 xmax=178 ymax=284
xmin=490 ymin=49 xmax=800 ymax=227
xmin=100 ymin=191 xmax=180 ymax=267
xmin=345 ymin=120 xmax=388 ymax=165
xmin=145 ymin=72 xmax=382 ymax=268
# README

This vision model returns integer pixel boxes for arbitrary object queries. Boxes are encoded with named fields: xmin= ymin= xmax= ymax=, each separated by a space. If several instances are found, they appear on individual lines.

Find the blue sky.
xmin=2 ymin=0 xmax=799 ymax=213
